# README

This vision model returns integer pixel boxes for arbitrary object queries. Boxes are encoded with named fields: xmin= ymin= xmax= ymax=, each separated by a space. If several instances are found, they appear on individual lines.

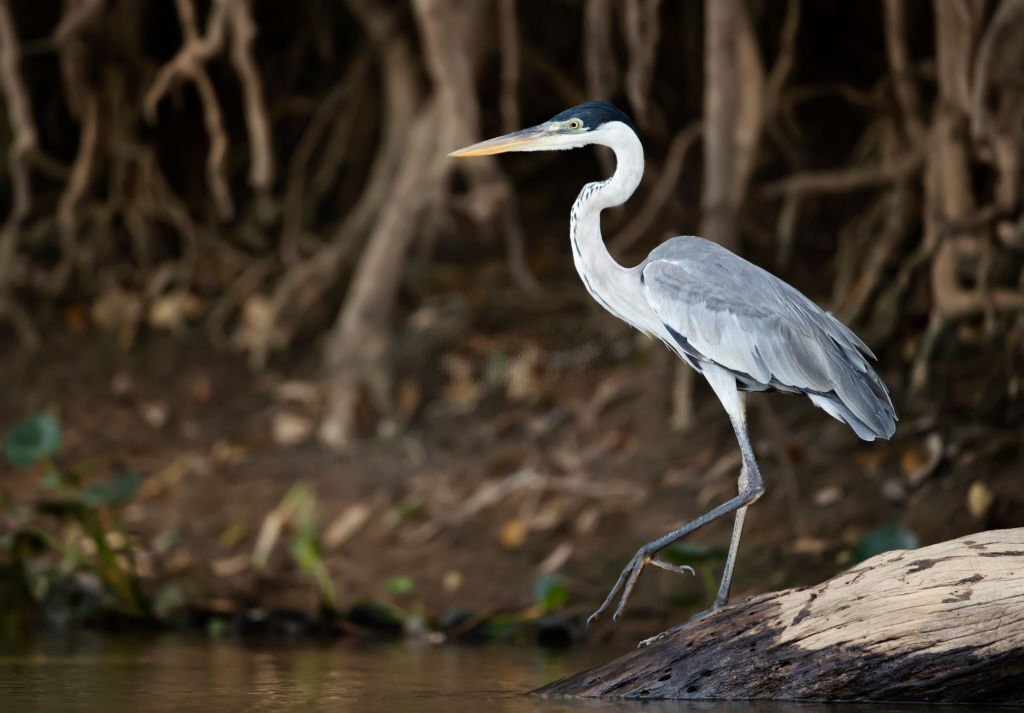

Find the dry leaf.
xmin=966 ymin=481 xmax=994 ymax=519
xmin=148 ymin=290 xmax=202 ymax=332
xmin=252 ymin=511 xmax=285 ymax=569
xmin=272 ymin=411 xmax=315 ymax=446
xmin=499 ymin=518 xmax=528 ymax=550
xmin=323 ymin=503 xmax=372 ymax=549
xmin=530 ymin=499 xmax=567 ymax=531
xmin=901 ymin=433 xmax=943 ymax=486
xmin=538 ymin=541 xmax=574 ymax=573
xmin=91 ymin=285 xmax=143 ymax=340
xmin=232 ymin=293 xmax=285 ymax=352
xmin=211 ymin=554 xmax=250 ymax=578
xmin=275 ymin=381 xmax=322 ymax=408
xmin=138 ymin=457 xmax=190 ymax=500
xmin=211 ymin=439 xmax=247 ymax=465
xmin=574 ymin=506 xmax=600 ymax=535
xmin=505 ymin=346 xmax=547 ymax=403
xmin=140 ymin=401 xmax=170 ymax=429
xmin=441 ymin=354 xmax=483 ymax=412
xmin=166 ymin=549 xmax=191 ymax=574
xmin=442 ymin=570 xmax=463 ymax=593
xmin=813 ymin=485 xmax=843 ymax=507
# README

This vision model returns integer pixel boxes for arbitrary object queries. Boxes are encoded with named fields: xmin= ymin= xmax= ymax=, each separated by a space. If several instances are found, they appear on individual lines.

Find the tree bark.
xmin=537 ymin=529 xmax=1024 ymax=704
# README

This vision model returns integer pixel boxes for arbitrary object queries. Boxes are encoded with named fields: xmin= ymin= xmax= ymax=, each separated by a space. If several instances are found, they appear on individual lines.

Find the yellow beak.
xmin=448 ymin=125 xmax=554 ymax=157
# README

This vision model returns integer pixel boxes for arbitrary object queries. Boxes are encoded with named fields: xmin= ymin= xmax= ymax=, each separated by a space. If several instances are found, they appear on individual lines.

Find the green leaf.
xmin=288 ymin=536 xmax=320 ymax=570
xmin=386 ymin=575 xmax=415 ymax=596
xmin=80 ymin=472 xmax=143 ymax=507
xmin=851 ymin=523 xmax=919 ymax=564
xmin=4 ymin=413 xmax=61 ymax=469
xmin=532 ymin=572 xmax=568 ymax=611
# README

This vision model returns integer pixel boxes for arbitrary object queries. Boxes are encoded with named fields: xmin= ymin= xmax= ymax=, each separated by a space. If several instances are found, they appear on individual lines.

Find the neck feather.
xmin=569 ymin=124 xmax=648 ymax=327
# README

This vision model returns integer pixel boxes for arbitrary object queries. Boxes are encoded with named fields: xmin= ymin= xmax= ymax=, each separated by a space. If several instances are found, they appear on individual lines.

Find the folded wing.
xmin=641 ymin=237 xmax=896 ymax=440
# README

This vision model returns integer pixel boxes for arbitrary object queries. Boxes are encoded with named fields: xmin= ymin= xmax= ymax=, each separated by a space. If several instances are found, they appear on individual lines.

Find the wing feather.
xmin=641 ymin=237 xmax=896 ymax=439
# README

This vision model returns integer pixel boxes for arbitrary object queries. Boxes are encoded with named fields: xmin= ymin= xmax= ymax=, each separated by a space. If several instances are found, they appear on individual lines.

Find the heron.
xmin=449 ymin=101 xmax=897 ymax=646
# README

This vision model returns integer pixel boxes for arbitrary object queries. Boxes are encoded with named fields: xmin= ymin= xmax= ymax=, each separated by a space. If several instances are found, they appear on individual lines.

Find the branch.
xmin=761 ymin=150 xmax=923 ymax=197
xmin=623 ymin=0 xmax=662 ymax=127
xmin=538 ymin=529 xmax=1024 ymax=704
xmin=144 ymin=0 xmax=233 ymax=219
xmin=225 ymin=0 xmax=274 ymax=195
xmin=0 ymin=0 xmax=38 ymax=225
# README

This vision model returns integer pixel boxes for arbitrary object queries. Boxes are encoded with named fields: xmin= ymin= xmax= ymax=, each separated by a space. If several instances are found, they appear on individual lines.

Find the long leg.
xmin=715 ymin=465 xmax=751 ymax=607
xmin=587 ymin=366 xmax=764 ymax=626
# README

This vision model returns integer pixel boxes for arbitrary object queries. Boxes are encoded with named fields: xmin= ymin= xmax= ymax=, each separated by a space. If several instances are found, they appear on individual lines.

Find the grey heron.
xmin=450 ymin=101 xmax=897 ymax=645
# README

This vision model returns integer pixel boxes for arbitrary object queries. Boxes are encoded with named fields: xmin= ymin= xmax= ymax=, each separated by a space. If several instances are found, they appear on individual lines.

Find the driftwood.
xmin=538 ymin=529 xmax=1024 ymax=704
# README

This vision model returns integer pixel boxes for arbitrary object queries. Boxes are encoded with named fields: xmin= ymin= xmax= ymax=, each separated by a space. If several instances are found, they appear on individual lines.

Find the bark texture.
xmin=537 ymin=529 xmax=1024 ymax=704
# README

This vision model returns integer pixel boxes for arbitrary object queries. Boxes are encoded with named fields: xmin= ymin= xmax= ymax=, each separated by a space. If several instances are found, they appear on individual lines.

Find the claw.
xmin=649 ymin=558 xmax=696 ymax=576
xmin=636 ymin=602 xmax=724 ymax=648
xmin=588 ymin=549 xmax=698 ymax=627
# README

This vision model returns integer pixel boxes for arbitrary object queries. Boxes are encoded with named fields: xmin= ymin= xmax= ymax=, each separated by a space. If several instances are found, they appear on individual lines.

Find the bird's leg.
xmin=587 ymin=368 xmax=765 ymax=634
xmin=586 ymin=454 xmax=762 ymax=626
xmin=714 ymin=465 xmax=751 ymax=607
xmin=635 ymin=504 xmax=751 ymax=648
xmin=636 ymin=413 xmax=765 ymax=648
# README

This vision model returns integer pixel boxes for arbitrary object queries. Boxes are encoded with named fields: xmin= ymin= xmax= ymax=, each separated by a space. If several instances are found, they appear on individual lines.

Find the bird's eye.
xmin=566 ymin=118 xmax=583 ymax=130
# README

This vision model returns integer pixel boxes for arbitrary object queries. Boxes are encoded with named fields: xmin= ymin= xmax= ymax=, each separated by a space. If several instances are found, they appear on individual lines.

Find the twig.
xmin=623 ymin=0 xmax=662 ymax=127
xmin=53 ymin=0 xmax=103 ymax=114
xmin=0 ymin=0 xmax=37 ymax=226
xmin=225 ymin=0 xmax=275 ymax=196
xmin=144 ymin=0 xmax=233 ymax=219
xmin=763 ymin=0 xmax=799 ymax=119
xmin=51 ymin=90 xmax=98 ymax=294
xmin=143 ymin=0 xmax=228 ymax=117
xmin=280 ymin=50 xmax=370 ymax=264
xmin=761 ymin=151 xmax=923 ymax=198
xmin=0 ymin=0 xmax=41 ymax=349
xmin=883 ymin=0 xmax=925 ymax=140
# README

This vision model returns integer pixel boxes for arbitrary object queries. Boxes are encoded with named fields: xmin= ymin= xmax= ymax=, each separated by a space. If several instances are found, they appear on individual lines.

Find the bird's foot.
xmin=637 ymin=600 xmax=726 ymax=648
xmin=586 ymin=550 xmax=695 ymax=627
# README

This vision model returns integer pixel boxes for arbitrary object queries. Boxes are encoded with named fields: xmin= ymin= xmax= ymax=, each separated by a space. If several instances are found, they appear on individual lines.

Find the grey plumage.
xmin=641 ymin=237 xmax=896 ymax=441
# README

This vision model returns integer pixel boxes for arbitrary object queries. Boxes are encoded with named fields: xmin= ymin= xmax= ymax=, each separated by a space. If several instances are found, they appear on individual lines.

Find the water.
xmin=0 ymin=636 xmax=949 ymax=712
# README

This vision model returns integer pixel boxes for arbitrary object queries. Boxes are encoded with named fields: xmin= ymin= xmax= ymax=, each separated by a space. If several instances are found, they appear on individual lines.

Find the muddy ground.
xmin=2 ymin=302 xmax=1021 ymax=641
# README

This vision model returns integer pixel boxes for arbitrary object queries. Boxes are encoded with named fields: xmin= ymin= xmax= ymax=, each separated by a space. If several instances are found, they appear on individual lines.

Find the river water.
xmin=0 ymin=635 xmax=949 ymax=712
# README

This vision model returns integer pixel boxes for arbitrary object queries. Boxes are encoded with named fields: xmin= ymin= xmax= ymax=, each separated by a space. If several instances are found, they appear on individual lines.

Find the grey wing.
xmin=641 ymin=237 xmax=896 ymax=441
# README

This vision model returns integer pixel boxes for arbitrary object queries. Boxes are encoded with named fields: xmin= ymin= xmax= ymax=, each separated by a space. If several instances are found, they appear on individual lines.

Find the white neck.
xmin=569 ymin=122 xmax=653 ymax=331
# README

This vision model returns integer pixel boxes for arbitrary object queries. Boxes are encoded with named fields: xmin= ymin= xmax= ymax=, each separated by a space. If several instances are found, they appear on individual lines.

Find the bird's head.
xmin=449 ymin=101 xmax=637 ymax=157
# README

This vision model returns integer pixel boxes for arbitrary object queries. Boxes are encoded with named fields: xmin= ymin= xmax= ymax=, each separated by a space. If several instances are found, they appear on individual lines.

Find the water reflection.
xmin=0 ymin=635 xmax=944 ymax=712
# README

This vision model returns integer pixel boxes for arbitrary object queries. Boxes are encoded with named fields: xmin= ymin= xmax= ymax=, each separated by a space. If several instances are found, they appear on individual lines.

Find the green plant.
xmin=532 ymin=572 xmax=568 ymax=613
xmin=252 ymin=483 xmax=336 ymax=611
xmin=0 ymin=413 xmax=151 ymax=625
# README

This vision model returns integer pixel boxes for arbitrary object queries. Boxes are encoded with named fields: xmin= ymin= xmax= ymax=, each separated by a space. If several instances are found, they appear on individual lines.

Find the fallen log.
xmin=538 ymin=529 xmax=1024 ymax=704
